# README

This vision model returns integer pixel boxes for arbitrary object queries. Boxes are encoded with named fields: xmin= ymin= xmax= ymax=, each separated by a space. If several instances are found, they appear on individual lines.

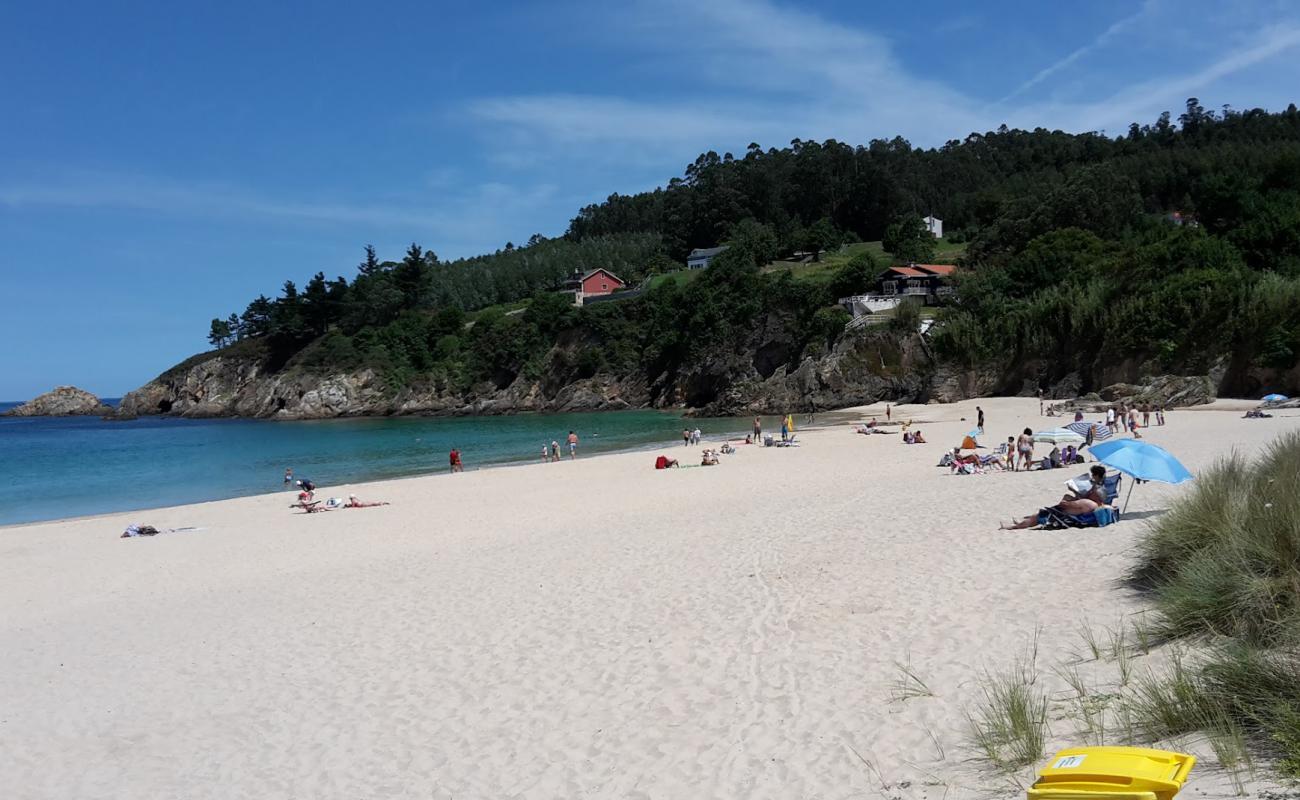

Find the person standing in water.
xmin=283 ymin=468 xmax=294 ymax=484
xmin=567 ymin=430 xmax=579 ymax=459
xmin=449 ymin=447 xmax=463 ymax=473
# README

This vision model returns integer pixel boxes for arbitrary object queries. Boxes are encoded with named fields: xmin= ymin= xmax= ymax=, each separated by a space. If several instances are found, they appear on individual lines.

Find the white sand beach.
xmin=3 ymin=397 xmax=1296 ymax=799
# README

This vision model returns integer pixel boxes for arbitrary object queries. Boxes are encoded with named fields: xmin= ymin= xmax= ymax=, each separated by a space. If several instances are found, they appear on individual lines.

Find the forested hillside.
xmin=155 ymin=98 xmax=1300 ymax=418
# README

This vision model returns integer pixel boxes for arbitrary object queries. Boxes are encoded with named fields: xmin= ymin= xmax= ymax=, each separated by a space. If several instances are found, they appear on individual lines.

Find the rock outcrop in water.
xmin=5 ymin=386 xmax=114 ymax=417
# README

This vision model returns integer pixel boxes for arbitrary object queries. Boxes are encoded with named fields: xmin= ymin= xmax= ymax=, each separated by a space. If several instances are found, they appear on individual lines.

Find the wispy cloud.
xmin=467 ymin=0 xmax=1300 ymax=166
xmin=1000 ymin=1 xmax=1158 ymax=103
xmin=1002 ymin=21 xmax=1300 ymax=135
xmin=0 ymin=170 xmax=560 ymax=258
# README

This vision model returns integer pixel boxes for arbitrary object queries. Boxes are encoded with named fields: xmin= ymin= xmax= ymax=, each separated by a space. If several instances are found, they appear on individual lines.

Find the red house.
xmin=561 ymin=268 xmax=626 ymax=304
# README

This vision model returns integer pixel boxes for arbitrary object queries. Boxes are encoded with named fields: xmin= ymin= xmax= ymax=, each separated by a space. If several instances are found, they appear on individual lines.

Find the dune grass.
xmin=1126 ymin=431 xmax=1300 ymax=775
xmin=965 ymin=635 xmax=1050 ymax=771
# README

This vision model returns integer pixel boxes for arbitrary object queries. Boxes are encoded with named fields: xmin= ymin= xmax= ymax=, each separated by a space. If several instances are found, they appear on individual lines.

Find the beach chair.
xmin=1036 ymin=505 xmax=1120 ymax=529
xmin=1102 ymin=473 xmax=1123 ymax=505
xmin=775 ymin=434 xmax=798 ymax=447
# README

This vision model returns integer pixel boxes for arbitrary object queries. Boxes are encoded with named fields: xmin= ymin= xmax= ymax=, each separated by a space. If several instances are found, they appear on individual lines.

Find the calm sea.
xmin=0 ymin=403 xmax=747 ymax=526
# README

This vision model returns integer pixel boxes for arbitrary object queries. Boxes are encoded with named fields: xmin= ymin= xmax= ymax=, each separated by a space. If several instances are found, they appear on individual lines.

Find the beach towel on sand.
xmin=1035 ymin=506 xmax=1118 ymax=530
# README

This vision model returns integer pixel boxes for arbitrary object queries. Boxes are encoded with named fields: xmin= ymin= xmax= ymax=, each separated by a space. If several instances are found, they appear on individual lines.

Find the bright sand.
xmin=3 ymin=397 xmax=1296 ymax=799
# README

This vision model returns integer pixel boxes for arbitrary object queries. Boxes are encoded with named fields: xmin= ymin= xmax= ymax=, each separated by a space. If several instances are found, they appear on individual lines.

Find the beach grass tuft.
xmin=966 ymin=635 xmax=1049 ymax=771
xmin=890 ymin=660 xmax=935 ymax=702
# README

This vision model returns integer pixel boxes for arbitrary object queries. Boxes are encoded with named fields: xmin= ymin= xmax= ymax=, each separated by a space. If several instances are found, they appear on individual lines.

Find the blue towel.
xmin=1038 ymin=505 xmax=1120 ymax=530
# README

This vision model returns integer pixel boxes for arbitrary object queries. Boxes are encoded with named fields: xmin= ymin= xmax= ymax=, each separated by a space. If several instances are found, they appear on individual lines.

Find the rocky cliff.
xmin=117 ymin=323 xmax=941 ymax=420
xmin=5 ymin=386 xmax=114 ymax=416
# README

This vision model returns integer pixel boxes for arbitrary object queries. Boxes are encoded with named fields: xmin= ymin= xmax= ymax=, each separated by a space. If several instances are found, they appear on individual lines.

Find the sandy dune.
xmin=3 ymin=397 xmax=1295 ymax=799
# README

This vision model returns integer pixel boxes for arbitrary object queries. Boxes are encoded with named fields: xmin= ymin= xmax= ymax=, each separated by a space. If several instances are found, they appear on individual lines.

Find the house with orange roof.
xmin=877 ymin=263 xmax=956 ymax=304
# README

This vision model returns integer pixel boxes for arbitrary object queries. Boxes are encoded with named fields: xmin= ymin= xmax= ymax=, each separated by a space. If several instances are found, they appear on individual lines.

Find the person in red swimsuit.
xmin=449 ymin=447 xmax=463 ymax=473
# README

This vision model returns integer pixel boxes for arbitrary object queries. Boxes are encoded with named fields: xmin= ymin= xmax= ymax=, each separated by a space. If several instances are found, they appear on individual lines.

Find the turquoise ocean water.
xmin=0 ymin=403 xmax=747 ymax=526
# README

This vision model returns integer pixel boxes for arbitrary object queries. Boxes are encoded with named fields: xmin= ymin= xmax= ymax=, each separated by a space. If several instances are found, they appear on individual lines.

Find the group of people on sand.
xmin=1105 ymin=403 xmax=1165 ymax=436
xmin=284 ymin=468 xmax=389 ymax=513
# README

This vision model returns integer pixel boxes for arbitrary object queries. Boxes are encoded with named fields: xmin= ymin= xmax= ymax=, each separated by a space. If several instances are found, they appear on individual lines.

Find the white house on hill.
xmin=923 ymin=215 xmax=943 ymax=238
xmin=686 ymin=246 xmax=728 ymax=270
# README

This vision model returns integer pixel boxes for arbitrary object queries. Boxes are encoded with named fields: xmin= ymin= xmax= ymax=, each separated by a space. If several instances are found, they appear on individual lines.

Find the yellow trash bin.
xmin=1027 ymin=746 xmax=1196 ymax=800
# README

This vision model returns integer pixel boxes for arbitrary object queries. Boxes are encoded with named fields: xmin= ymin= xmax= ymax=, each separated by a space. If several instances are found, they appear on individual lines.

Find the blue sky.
xmin=4 ymin=0 xmax=1300 ymax=399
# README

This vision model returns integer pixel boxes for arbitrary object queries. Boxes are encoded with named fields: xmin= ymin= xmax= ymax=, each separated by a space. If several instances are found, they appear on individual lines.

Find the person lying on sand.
xmin=1000 ymin=465 xmax=1109 ymax=529
xmin=345 ymin=494 xmax=389 ymax=508
xmin=701 ymin=449 xmax=719 ymax=466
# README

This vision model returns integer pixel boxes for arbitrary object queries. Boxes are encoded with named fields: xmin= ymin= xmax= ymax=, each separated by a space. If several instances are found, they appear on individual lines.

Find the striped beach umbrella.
xmin=1034 ymin=427 xmax=1086 ymax=446
xmin=1066 ymin=420 xmax=1112 ymax=441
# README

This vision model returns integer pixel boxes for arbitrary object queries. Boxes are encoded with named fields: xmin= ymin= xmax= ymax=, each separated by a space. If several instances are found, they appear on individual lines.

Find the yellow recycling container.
xmin=1027 ymin=746 xmax=1196 ymax=800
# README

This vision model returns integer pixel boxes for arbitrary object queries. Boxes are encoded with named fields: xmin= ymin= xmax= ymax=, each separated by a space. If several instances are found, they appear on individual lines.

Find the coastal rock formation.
xmin=117 ymin=321 xmax=937 ymax=420
xmin=4 ymin=386 xmax=113 ymax=417
xmin=1048 ymin=374 xmax=1218 ymax=414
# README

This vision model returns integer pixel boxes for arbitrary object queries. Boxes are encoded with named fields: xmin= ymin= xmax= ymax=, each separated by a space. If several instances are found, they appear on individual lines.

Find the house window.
xmin=601 ymin=283 xmax=608 ymax=290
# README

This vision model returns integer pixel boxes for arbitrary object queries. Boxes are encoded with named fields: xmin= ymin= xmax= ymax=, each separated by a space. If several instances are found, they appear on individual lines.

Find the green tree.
xmin=240 ymin=295 xmax=274 ymax=338
xmin=826 ymin=252 xmax=880 ymax=301
xmin=726 ymin=218 xmax=779 ymax=265
xmin=883 ymin=214 xmax=936 ymax=263
xmin=208 ymin=317 xmax=233 ymax=348
xmin=802 ymin=217 xmax=841 ymax=261
xmin=358 ymin=244 xmax=382 ymax=276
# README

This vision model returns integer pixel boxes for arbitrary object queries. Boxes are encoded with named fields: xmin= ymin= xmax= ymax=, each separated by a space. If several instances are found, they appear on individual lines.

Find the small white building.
xmin=922 ymin=215 xmax=943 ymax=238
xmin=686 ymin=246 xmax=728 ymax=270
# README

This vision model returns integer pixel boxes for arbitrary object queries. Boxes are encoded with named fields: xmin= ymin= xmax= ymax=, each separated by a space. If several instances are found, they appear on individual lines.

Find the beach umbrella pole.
xmin=1124 ymin=480 xmax=1135 ymax=513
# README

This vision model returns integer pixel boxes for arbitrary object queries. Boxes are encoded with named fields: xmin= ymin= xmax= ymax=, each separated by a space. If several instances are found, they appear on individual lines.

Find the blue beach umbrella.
xmin=1088 ymin=439 xmax=1193 ymax=511
xmin=1262 ymin=393 xmax=1289 ymax=403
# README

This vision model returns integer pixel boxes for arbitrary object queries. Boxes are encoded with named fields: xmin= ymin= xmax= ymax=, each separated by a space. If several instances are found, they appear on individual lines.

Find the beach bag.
xmin=325 ymin=497 xmax=344 ymax=509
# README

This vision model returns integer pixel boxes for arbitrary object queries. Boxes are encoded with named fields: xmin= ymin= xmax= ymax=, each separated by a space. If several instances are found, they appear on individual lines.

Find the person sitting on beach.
xmin=949 ymin=447 xmax=982 ymax=472
xmin=902 ymin=431 xmax=913 ymax=444
xmin=701 ymin=449 xmax=719 ymax=466
xmin=744 ymin=434 xmax=752 ymax=444
xmin=655 ymin=454 xmax=679 ymax=469
xmin=291 ymin=491 xmax=327 ymax=513
xmin=1074 ymin=411 xmax=1084 ymax=422
xmin=1042 ymin=445 xmax=1063 ymax=470
xmin=720 ymin=442 xmax=735 ymax=454
xmin=1000 ymin=466 xmax=1109 ymax=529
xmin=912 ymin=430 xmax=926 ymax=444
xmin=980 ymin=452 xmax=1009 ymax=470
